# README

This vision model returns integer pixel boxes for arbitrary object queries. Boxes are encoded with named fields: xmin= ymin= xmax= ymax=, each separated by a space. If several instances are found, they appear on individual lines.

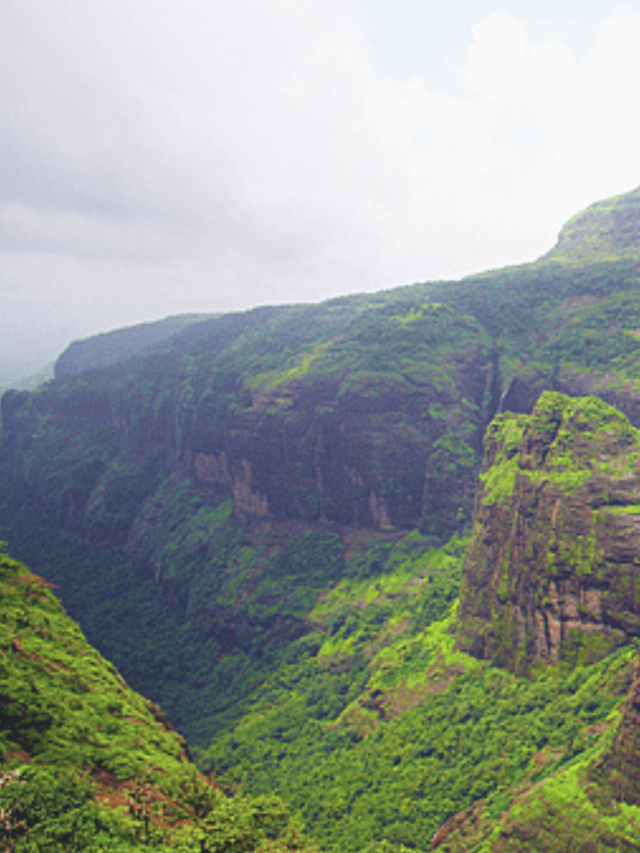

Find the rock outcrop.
xmin=591 ymin=649 xmax=640 ymax=806
xmin=543 ymin=184 xmax=640 ymax=265
xmin=458 ymin=391 xmax=640 ymax=671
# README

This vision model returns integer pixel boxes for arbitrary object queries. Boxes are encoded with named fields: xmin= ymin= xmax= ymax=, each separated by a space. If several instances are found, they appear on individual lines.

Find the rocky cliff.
xmin=458 ymin=391 xmax=640 ymax=670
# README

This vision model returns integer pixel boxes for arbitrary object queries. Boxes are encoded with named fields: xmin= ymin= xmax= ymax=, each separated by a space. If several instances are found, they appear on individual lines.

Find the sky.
xmin=3 ymin=0 xmax=640 ymax=383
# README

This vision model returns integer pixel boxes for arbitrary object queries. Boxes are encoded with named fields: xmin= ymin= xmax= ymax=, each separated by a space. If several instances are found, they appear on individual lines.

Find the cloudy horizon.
xmin=3 ymin=0 xmax=640 ymax=384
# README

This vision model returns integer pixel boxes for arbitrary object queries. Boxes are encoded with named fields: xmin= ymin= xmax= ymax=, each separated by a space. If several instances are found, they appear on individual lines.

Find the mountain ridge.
xmin=542 ymin=185 xmax=640 ymax=266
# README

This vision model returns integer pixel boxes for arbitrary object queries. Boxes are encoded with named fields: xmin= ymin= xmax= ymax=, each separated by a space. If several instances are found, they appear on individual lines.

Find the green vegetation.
xmin=478 ymin=413 xmax=528 ymax=505
xmin=6 ymin=186 xmax=640 ymax=850
xmin=55 ymin=314 xmax=213 ymax=379
xmin=438 ymin=759 xmax=640 ymax=851
xmin=2 ymin=531 xmax=639 ymax=852
xmin=479 ymin=391 xmax=640 ymax=506
xmin=0 ymin=545 xmax=315 ymax=852
xmin=203 ymin=557 xmax=636 ymax=851
xmin=543 ymin=185 xmax=640 ymax=266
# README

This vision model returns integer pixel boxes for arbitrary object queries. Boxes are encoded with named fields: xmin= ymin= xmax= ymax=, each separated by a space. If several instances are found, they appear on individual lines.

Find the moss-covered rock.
xmin=590 ymin=650 xmax=640 ymax=807
xmin=458 ymin=392 xmax=640 ymax=671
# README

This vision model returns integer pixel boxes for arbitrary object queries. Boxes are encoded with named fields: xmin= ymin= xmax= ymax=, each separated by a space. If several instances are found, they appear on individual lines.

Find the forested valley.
xmin=4 ymin=187 xmax=640 ymax=851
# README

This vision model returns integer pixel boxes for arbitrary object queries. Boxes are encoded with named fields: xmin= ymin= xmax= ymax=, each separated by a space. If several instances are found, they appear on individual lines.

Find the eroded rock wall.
xmin=458 ymin=391 xmax=640 ymax=670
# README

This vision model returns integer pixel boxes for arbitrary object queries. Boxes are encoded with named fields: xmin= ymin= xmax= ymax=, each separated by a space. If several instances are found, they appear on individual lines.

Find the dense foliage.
xmin=201 ymin=536 xmax=638 ymax=851
xmin=0 ymin=546 xmax=316 ymax=852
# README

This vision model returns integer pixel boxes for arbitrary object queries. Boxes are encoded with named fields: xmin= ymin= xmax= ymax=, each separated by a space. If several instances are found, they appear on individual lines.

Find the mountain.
xmin=0 ymin=546 xmax=314 ymax=852
xmin=4 ymin=186 xmax=640 ymax=849
xmin=0 ymin=295 xmax=496 ymax=743
xmin=458 ymin=391 xmax=640 ymax=671
xmin=0 ymin=363 xmax=54 ymax=397
xmin=201 ymin=393 xmax=640 ymax=852
xmin=542 ymin=185 xmax=640 ymax=265
xmin=430 ymin=393 xmax=640 ymax=852
xmin=54 ymin=313 xmax=214 ymax=379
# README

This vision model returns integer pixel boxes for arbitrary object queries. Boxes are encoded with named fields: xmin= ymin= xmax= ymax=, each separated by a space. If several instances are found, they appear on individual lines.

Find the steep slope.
xmin=429 ymin=392 xmax=640 ymax=852
xmin=593 ymin=650 xmax=640 ymax=805
xmin=430 ymin=656 xmax=640 ymax=853
xmin=0 ymin=545 xmax=313 ymax=852
xmin=199 ymin=531 xmax=637 ymax=852
xmin=458 ymin=392 xmax=640 ymax=671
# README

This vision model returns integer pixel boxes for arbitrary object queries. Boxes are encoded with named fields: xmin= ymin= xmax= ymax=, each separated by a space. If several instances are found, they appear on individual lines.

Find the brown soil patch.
xmin=45 ymin=658 xmax=71 ymax=674
xmin=4 ymin=749 xmax=30 ymax=764
xmin=382 ymin=664 xmax=465 ymax=720
xmin=91 ymin=768 xmax=189 ymax=831
xmin=431 ymin=800 xmax=489 ymax=850
xmin=10 ymin=574 xmax=58 ymax=589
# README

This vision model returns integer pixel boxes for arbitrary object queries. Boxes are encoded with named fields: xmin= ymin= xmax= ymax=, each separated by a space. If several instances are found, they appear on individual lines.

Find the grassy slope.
xmin=541 ymin=185 xmax=640 ymax=266
xmin=0 ymin=546 xmax=315 ymax=852
xmin=435 ymin=715 xmax=640 ymax=852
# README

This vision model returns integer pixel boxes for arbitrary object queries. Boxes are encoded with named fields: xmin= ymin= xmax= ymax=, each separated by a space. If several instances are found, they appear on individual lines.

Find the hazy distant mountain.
xmin=54 ymin=313 xmax=215 ymax=379
xmin=0 ymin=362 xmax=54 ymax=395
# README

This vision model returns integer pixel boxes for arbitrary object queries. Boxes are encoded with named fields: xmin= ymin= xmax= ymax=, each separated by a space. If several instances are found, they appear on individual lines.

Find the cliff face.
xmin=2 ymin=298 xmax=494 ymax=540
xmin=0 ymin=297 xmax=494 ymax=739
xmin=458 ymin=392 xmax=640 ymax=670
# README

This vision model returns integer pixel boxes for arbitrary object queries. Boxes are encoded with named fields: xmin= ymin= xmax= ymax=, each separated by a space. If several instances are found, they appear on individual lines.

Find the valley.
xmin=4 ymin=187 xmax=640 ymax=850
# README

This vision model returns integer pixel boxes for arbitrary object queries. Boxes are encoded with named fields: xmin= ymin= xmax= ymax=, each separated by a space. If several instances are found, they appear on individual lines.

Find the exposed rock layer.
xmin=590 ymin=648 xmax=640 ymax=806
xmin=459 ymin=392 xmax=640 ymax=670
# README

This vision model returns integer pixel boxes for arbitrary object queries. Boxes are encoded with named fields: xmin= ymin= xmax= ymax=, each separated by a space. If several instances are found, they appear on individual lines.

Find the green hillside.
xmin=54 ymin=314 xmax=214 ymax=379
xmin=0 ymin=546 xmax=314 ymax=852
xmin=542 ymin=185 xmax=640 ymax=265
xmin=4 ymin=187 xmax=640 ymax=850
xmin=200 ymin=533 xmax=640 ymax=851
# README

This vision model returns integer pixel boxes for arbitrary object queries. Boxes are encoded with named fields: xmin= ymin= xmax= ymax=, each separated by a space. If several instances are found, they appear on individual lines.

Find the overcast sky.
xmin=3 ymin=0 xmax=640 ymax=382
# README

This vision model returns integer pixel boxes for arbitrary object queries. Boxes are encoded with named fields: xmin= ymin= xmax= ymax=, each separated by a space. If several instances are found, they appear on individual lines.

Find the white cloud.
xmin=2 ymin=1 xmax=640 ymax=378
